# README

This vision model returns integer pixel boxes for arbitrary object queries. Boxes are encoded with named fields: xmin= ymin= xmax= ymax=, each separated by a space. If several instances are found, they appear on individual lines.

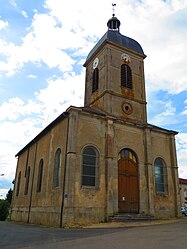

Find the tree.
xmin=5 ymin=188 xmax=13 ymax=204
xmin=0 ymin=200 xmax=10 ymax=221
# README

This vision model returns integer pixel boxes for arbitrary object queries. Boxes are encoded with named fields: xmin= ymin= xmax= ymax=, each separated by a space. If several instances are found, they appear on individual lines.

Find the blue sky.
xmin=0 ymin=0 xmax=187 ymax=198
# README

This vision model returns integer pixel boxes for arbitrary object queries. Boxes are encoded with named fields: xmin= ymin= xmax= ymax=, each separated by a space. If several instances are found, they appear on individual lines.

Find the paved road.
xmin=0 ymin=219 xmax=187 ymax=249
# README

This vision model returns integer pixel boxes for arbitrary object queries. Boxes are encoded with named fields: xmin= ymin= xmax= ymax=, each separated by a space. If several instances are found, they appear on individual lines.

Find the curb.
xmin=83 ymin=218 xmax=185 ymax=229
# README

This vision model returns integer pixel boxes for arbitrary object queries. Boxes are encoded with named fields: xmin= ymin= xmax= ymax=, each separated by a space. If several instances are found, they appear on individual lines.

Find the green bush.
xmin=0 ymin=200 xmax=10 ymax=221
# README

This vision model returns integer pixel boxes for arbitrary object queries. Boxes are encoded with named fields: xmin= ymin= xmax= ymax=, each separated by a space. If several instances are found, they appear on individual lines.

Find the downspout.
xmin=28 ymin=140 xmax=38 ymax=223
xmin=60 ymin=112 xmax=70 ymax=228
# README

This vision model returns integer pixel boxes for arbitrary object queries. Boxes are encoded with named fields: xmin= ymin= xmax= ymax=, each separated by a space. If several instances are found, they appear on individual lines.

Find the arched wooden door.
xmin=118 ymin=149 xmax=139 ymax=213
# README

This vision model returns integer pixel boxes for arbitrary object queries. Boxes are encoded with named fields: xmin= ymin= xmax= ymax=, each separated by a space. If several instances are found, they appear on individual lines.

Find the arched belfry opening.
xmin=118 ymin=148 xmax=139 ymax=213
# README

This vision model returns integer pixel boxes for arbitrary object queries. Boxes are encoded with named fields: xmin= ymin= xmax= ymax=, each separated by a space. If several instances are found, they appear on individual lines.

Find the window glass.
xmin=83 ymin=155 xmax=96 ymax=165
xmin=92 ymin=68 xmax=99 ymax=93
xmin=82 ymin=146 xmax=99 ymax=187
xmin=24 ymin=167 xmax=30 ymax=195
xmin=16 ymin=171 xmax=21 ymax=196
xmin=129 ymin=151 xmax=133 ymax=160
xmin=37 ymin=159 xmax=43 ymax=192
xmin=83 ymin=165 xmax=96 ymax=176
xmin=132 ymin=155 xmax=136 ymax=163
xmin=82 ymin=176 xmax=95 ymax=186
xmin=53 ymin=148 xmax=61 ymax=188
xmin=119 ymin=148 xmax=137 ymax=163
xmin=154 ymin=157 xmax=167 ymax=193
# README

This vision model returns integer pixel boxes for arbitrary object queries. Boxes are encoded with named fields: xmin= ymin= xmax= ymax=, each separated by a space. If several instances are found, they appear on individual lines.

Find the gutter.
xmin=27 ymin=140 xmax=37 ymax=223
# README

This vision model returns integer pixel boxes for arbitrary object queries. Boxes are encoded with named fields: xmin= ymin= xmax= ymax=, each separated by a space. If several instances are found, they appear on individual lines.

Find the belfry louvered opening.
xmin=92 ymin=68 xmax=99 ymax=93
xmin=121 ymin=64 xmax=132 ymax=89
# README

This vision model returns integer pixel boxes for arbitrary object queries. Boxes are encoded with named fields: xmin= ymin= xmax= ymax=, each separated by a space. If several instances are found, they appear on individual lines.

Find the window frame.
xmin=81 ymin=146 xmax=99 ymax=188
xmin=154 ymin=157 xmax=168 ymax=195
xmin=16 ymin=171 xmax=21 ymax=197
xmin=24 ymin=166 xmax=30 ymax=195
xmin=119 ymin=148 xmax=137 ymax=163
xmin=52 ymin=148 xmax=62 ymax=189
xmin=92 ymin=68 xmax=99 ymax=93
xmin=36 ymin=159 xmax=43 ymax=193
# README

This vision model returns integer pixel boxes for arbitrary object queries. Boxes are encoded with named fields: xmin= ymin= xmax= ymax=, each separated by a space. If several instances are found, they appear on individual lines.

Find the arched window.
xmin=24 ymin=166 xmax=30 ymax=195
xmin=53 ymin=148 xmax=61 ymax=188
xmin=119 ymin=148 xmax=137 ymax=163
xmin=92 ymin=68 xmax=99 ymax=93
xmin=82 ymin=146 xmax=99 ymax=187
xmin=37 ymin=159 xmax=43 ymax=192
xmin=121 ymin=64 xmax=132 ymax=89
xmin=16 ymin=171 xmax=21 ymax=197
xmin=154 ymin=157 xmax=168 ymax=194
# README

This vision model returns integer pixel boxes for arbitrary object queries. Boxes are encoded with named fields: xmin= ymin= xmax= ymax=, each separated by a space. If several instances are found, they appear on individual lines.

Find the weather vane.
xmin=112 ymin=3 xmax=116 ymax=17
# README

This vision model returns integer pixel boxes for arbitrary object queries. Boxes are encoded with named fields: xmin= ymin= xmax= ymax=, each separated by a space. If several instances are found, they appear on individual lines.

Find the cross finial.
xmin=112 ymin=3 xmax=116 ymax=17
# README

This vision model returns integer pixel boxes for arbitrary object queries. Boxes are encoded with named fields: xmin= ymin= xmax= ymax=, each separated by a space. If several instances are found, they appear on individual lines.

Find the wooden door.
xmin=118 ymin=158 xmax=139 ymax=213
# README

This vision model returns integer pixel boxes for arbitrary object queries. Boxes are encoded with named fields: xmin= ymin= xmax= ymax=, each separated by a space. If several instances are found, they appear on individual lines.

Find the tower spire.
xmin=107 ymin=3 xmax=120 ymax=31
xmin=112 ymin=3 xmax=116 ymax=17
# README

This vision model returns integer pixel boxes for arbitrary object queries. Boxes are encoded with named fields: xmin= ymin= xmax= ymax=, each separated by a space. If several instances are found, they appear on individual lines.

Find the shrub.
xmin=6 ymin=188 xmax=13 ymax=205
xmin=0 ymin=200 xmax=10 ymax=221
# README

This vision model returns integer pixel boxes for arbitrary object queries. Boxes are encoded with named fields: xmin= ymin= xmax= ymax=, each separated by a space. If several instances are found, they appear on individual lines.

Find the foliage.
xmin=0 ymin=200 xmax=10 ymax=221
xmin=5 ymin=188 xmax=13 ymax=204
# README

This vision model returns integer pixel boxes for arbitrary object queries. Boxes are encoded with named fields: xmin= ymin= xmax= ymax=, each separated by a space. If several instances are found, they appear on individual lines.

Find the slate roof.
xmin=85 ymin=29 xmax=146 ymax=62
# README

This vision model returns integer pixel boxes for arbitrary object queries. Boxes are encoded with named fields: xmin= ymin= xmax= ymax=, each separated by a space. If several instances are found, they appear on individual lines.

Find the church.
xmin=11 ymin=14 xmax=181 ymax=227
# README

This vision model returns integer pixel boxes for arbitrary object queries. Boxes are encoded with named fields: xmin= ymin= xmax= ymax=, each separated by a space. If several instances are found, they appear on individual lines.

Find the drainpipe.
xmin=60 ymin=112 xmax=70 ymax=228
xmin=28 ymin=140 xmax=38 ymax=223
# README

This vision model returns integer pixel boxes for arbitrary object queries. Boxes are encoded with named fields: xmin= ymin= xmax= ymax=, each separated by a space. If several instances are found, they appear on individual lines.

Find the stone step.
xmin=109 ymin=213 xmax=158 ymax=222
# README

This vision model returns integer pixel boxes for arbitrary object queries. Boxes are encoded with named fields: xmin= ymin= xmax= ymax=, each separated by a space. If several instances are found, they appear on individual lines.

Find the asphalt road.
xmin=0 ymin=219 xmax=187 ymax=249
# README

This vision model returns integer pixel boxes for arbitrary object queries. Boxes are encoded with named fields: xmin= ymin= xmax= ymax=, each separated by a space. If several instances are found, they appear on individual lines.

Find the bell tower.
xmin=83 ymin=13 xmax=147 ymax=123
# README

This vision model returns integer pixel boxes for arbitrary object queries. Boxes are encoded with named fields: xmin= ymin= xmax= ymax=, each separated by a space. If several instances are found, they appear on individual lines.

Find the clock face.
xmin=121 ymin=53 xmax=131 ymax=63
xmin=93 ymin=57 xmax=99 ymax=69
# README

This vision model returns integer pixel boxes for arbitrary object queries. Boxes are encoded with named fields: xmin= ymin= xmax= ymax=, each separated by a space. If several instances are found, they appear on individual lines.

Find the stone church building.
xmin=11 ymin=14 xmax=181 ymax=227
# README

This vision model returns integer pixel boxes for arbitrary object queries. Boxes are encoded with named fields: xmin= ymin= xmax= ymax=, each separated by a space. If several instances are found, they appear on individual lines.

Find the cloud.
xmin=120 ymin=1 xmax=187 ymax=94
xmin=21 ymin=10 xmax=28 ymax=18
xmin=1 ymin=0 xmax=108 ymax=77
xmin=28 ymin=74 xmax=37 ymax=79
xmin=0 ymin=71 xmax=85 ymax=123
xmin=9 ymin=0 xmax=17 ymax=8
xmin=34 ymin=71 xmax=85 ymax=126
xmin=181 ymin=99 xmax=187 ymax=115
xmin=176 ymin=133 xmax=187 ymax=179
xmin=0 ymin=97 xmax=39 ymax=121
xmin=0 ymin=19 xmax=8 ymax=30
xmin=0 ymin=71 xmax=85 ymax=181
xmin=0 ymin=189 xmax=9 ymax=199
xmin=149 ymin=101 xmax=177 ymax=127
xmin=0 ymin=0 xmax=186 ymax=95
xmin=44 ymin=0 xmax=110 ymax=36
xmin=0 ymin=13 xmax=76 ymax=76
xmin=0 ymin=0 xmax=187 ymax=188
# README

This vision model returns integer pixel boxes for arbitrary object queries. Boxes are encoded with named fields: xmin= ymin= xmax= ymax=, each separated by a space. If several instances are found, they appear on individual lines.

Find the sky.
xmin=0 ymin=0 xmax=187 ymax=198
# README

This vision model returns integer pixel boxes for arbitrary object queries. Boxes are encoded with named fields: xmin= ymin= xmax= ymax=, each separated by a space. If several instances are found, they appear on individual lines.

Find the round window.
xmin=122 ymin=102 xmax=133 ymax=115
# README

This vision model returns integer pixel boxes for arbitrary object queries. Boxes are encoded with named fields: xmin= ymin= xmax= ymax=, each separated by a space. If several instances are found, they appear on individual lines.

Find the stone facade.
xmin=179 ymin=178 xmax=187 ymax=208
xmin=11 ymin=15 xmax=181 ymax=227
